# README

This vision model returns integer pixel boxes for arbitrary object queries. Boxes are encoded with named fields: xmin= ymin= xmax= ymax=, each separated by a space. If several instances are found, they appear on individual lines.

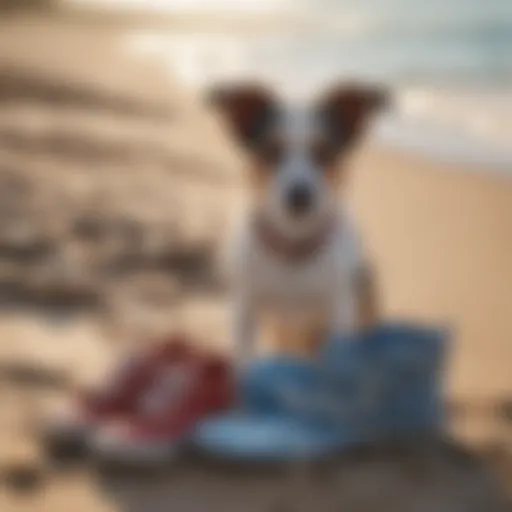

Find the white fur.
xmin=230 ymin=210 xmax=363 ymax=364
xmin=260 ymin=105 xmax=335 ymax=238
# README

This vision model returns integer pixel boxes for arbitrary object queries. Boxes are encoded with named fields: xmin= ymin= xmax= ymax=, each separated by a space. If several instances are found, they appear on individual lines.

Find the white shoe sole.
xmin=89 ymin=432 xmax=178 ymax=466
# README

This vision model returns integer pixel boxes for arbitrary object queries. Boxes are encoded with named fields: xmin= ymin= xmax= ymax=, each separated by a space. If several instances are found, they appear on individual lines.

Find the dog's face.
xmin=209 ymin=83 xmax=387 ymax=235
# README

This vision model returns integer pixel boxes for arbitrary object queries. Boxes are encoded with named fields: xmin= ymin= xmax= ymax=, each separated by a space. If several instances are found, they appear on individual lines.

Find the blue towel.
xmin=194 ymin=322 xmax=448 ymax=461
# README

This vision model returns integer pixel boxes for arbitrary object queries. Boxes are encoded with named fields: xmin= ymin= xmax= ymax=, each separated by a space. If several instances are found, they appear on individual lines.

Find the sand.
xmin=1 ymin=143 xmax=510 ymax=512
xmin=350 ymin=147 xmax=512 ymax=402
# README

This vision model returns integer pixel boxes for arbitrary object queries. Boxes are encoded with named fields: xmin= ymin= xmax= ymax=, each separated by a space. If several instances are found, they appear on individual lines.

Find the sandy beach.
xmin=350 ymin=147 xmax=512 ymax=401
xmin=1 ymin=144 xmax=510 ymax=510
xmin=0 ymin=10 xmax=510 ymax=511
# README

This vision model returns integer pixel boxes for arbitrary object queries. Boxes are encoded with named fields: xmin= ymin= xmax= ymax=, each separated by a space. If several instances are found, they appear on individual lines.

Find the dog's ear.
xmin=315 ymin=83 xmax=389 ymax=151
xmin=207 ymin=83 xmax=277 ymax=150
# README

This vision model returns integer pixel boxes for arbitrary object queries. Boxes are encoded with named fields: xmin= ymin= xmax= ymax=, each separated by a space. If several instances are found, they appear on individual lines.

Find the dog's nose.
xmin=286 ymin=184 xmax=313 ymax=216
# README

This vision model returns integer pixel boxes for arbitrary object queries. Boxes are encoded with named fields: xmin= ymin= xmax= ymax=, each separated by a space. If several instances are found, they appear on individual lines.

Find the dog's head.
xmin=208 ymin=82 xmax=388 ymax=235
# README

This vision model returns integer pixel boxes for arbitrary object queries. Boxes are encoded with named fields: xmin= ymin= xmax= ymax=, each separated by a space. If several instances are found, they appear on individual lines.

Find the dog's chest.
xmin=236 ymin=222 xmax=359 ymax=315
xmin=253 ymin=248 xmax=336 ymax=310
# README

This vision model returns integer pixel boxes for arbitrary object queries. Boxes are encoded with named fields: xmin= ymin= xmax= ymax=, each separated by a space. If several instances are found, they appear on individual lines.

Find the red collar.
xmin=253 ymin=213 xmax=336 ymax=264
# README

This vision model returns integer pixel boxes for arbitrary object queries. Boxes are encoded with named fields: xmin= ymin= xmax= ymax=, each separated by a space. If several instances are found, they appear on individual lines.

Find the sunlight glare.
xmin=67 ymin=0 xmax=290 ymax=12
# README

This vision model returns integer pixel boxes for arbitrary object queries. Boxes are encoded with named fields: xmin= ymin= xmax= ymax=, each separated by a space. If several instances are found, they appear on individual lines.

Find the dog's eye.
xmin=311 ymin=139 xmax=337 ymax=167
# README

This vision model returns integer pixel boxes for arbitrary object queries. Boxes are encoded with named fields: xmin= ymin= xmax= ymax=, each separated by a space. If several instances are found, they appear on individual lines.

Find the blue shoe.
xmin=321 ymin=322 xmax=448 ymax=438
xmin=240 ymin=356 xmax=346 ymax=428
xmin=194 ymin=356 xmax=351 ymax=461
xmin=194 ymin=322 xmax=448 ymax=461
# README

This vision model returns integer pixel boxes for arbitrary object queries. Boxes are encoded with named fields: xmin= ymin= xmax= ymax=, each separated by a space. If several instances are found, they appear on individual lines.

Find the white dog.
xmin=209 ymin=82 xmax=387 ymax=364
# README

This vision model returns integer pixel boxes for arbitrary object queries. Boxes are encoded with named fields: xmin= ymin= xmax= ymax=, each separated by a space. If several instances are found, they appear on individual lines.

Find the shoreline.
xmin=374 ymin=137 xmax=512 ymax=177
xmin=374 ymin=85 xmax=512 ymax=176
xmin=2 ymin=12 xmax=511 ymax=177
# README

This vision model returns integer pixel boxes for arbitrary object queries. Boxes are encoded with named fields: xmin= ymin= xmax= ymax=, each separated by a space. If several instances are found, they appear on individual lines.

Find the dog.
xmin=209 ymin=82 xmax=387 ymax=363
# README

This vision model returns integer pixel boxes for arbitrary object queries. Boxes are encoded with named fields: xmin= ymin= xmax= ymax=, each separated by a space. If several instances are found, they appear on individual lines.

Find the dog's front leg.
xmin=232 ymin=291 xmax=257 ymax=373
xmin=355 ymin=264 xmax=380 ymax=329
xmin=330 ymin=272 xmax=358 ymax=337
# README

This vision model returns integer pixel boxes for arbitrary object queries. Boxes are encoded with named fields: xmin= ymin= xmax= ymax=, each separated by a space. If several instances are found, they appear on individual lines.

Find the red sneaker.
xmin=90 ymin=353 xmax=233 ymax=465
xmin=42 ymin=336 xmax=197 ymax=453
xmin=85 ymin=335 xmax=197 ymax=417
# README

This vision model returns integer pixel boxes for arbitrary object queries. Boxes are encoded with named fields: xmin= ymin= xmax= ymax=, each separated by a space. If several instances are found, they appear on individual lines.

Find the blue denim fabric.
xmin=320 ymin=322 xmax=447 ymax=438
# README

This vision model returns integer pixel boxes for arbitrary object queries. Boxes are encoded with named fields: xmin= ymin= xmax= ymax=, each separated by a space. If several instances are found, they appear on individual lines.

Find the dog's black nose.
xmin=286 ymin=184 xmax=313 ymax=216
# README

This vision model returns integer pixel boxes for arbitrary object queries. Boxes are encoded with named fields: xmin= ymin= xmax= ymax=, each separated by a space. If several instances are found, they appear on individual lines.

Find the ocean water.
xmin=122 ymin=0 xmax=512 ymax=170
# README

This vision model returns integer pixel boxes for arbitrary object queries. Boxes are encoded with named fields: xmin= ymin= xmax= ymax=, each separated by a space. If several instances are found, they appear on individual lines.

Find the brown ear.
xmin=315 ymin=83 xmax=389 ymax=150
xmin=207 ymin=82 xmax=277 ymax=150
